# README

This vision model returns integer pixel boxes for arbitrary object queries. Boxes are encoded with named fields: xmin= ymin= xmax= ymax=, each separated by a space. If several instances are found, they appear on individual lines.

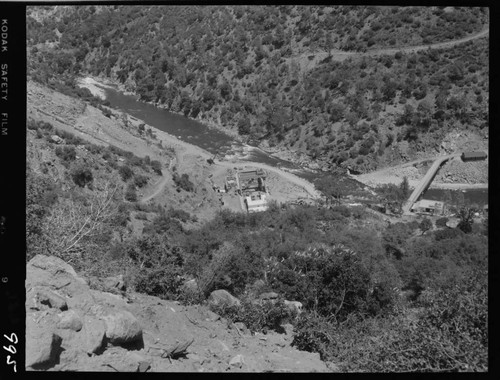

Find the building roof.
xmin=238 ymin=170 xmax=265 ymax=181
xmin=415 ymin=199 xmax=444 ymax=209
xmin=462 ymin=151 xmax=487 ymax=159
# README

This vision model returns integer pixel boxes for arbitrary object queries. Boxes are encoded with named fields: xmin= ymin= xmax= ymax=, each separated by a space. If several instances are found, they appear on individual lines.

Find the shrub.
xmin=435 ymin=217 xmax=448 ymax=228
xmin=150 ymin=160 xmax=162 ymax=175
xmin=211 ymin=298 xmax=293 ymax=334
xmin=134 ymin=174 xmax=148 ymax=188
xmin=292 ymin=311 xmax=335 ymax=360
xmin=419 ymin=217 xmax=433 ymax=235
xmin=71 ymin=165 xmax=93 ymax=188
xmin=125 ymin=183 xmax=137 ymax=202
xmin=118 ymin=165 xmax=134 ymax=181
xmin=167 ymin=207 xmax=191 ymax=223
xmin=55 ymin=145 xmax=76 ymax=162
xmin=173 ymin=172 xmax=195 ymax=192
xmin=126 ymin=235 xmax=184 ymax=299
xmin=331 ymin=205 xmax=351 ymax=218
xmin=55 ymin=129 xmax=84 ymax=145
xmin=133 ymin=267 xmax=184 ymax=300
xmin=268 ymin=244 xmax=390 ymax=321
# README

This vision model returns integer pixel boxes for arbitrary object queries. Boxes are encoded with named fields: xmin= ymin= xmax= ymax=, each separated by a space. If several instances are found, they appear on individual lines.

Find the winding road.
xmin=294 ymin=24 xmax=489 ymax=70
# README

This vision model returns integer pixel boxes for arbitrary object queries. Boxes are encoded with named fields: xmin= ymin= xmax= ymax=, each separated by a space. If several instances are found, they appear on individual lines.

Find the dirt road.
xmin=294 ymin=24 xmax=489 ymax=69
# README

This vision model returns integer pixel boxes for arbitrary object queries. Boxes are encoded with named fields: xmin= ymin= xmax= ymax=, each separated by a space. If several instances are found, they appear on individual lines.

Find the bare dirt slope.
xmin=28 ymin=81 xmax=321 ymax=222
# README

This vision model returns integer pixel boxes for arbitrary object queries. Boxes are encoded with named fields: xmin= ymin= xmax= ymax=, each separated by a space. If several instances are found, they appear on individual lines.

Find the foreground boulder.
xmin=57 ymin=309 xmax=83 ymax=332
xmin=102 ymin=310 xmax=143 ymax=346
xmin=26 ymin=318 xmax=63 ymax=369
xmin=26 ymin=255 xmax=88 ymax=297
xmin=208 ymin=290 xmax=241 ymax=309
xmin=80 ymin=316 xmax=107 ymax=354
xmin=103 ymin=275 xmax=126 ymax=292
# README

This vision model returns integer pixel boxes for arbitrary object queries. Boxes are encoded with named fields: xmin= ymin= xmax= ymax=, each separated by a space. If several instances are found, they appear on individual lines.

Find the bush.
xmin=134 ymin=174 xmax=148 ymax=188
xmin=331 ymin=205 xmax=351 ymax=218
xmin=167 ymin=207 xmax=191 ymax=222
xmin=150 ymin=160 xmax=162 ymax=175
xmin=292 ymin=311 xmax=335 ymax=360
xmin=211 ymin=298 xmax=293 ymax=334
xmin=71 ymin=165 xmax=93 ymax=188
xmin=55 ymin=145 xmax=76 ymax=162
xmin=118 ymin=165 xmax=134 ymax=181
xmin=125 ymin=183 xmax=137 ymax=202
xmin=173 ymin=172 xmax=195 ymax=192
xmin=55 ymin=129 xmax=84 ymax=145
xmin=435 ymin=217 xmax=449 ymax=228
xmin=268 ymin=244 xmax=391 ymax=321
xmin=133 ymin=267 xmax=184 ymax=300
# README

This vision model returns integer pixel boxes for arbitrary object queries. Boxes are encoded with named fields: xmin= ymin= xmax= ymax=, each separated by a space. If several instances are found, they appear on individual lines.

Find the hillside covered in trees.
xmin=26 ymin=116 xmax=488 ymax=371
xmin=27 ymin=5 xmax=489 ymax=173
xmin=26 ymin=5 xmax=488 ymax=370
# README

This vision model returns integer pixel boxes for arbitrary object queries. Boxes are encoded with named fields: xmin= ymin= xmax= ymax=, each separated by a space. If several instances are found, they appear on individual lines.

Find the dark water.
xmin=422 ymin=188 xmax=488 ymax=207
xmin=101 ymin=85 xmax=320 ymax=179
xmin=100 ymin=85 xmax=488 ymax=202
xmin=102 ymin=86 xmax=233 ymax=154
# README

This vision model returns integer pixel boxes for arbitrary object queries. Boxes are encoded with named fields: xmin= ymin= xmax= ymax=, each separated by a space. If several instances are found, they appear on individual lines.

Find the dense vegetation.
xmin=26 ymin=6 xmax=488 ymax=371
xmin=26 ymin=120 xmax=488 ymax=370
xmin=27 ymin=5 xmax=488 ymax=172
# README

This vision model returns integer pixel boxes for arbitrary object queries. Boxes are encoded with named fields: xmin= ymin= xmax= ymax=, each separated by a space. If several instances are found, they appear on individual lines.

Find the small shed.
xmin=411 ymin=199 xmax=445 ymax=216
xmin=461 ymin=151 xmax=487 ymax=162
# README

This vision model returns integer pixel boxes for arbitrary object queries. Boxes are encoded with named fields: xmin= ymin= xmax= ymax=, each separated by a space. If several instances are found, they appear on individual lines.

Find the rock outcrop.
xmin=26 ymin=255 xmax=331 ymax=372
xmin=208 ymin=289 xmax=241 ymax=309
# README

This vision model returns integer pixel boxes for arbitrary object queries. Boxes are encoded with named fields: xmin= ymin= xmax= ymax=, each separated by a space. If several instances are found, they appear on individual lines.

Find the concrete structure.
xmin=410 ymin=199 xmax=445 ymax=216
xmin=402 ymin=154 xmax=456 ymax=214
xmin=237 ymin=169 xmax=266 ymax=193
xmin=225 ymin=175 xmax=237 ymax=192
xmin=244 ymin=192 xmax=268 ymax=213
xmin=461 ymin=151 xmax=487 ymax=162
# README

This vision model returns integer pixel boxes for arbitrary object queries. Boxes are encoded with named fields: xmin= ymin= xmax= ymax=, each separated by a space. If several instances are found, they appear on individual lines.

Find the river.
xmin=101 ymin=84 xmax=320 ymax=178
xmin=99 ymin=84 xmax=488 ymax=205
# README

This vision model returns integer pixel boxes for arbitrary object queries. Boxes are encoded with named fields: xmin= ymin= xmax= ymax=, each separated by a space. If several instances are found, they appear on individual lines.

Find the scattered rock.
xmin=102 ymin=310 xmax=143 ymax=346
xmin=259 ymin=292 xmax=279 ymax=301
xmin=103 ymin=275 xmax=126 ymax=292
xmin=27 ymin=255 xmax=89 ymax=298
xmin=233 ymin=322 xmax=250 ymax=335
xmin=33 ymin=287 xmax=68 ymax=311
xmin=80 ymin=316 xmax=106 ymax=354
xmin=57 ymin=309 xmax=83 ymax=332
xmin=50 ymin=135 xmax=64 ymax=144
xmin=99 ymin=350 xmax=149 ymax=372
xmin=208 ymin=290 xmax=241 ymax=309
xmin=26 ymin=318 xmax=63 ymax=369
xmin=229 ymin=354 xmax=245 ymax=368
xmin=205 ymin=310 xmax=220 ymax=322
xmin=284 ymin=300 xmax=303 ymax=315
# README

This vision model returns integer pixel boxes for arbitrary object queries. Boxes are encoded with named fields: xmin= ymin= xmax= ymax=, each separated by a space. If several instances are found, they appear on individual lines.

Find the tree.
xmin=118 ymin=165 xmax=134 ymax=181
xmin=399 ymin=176 xmax=410 ymax=200
xmin=125 ymin=183 xmax=137 ymax=202
xmin=150 ymin=160 xmax=162 ymax=175
xmin=71 ymin=165 xmax=93 ymax=188
xmin=419 ymin=217 xmax=433 ymax=235
xmin=457 ymin=206 xmax=476 ymax=234
xmin=315 ymin=176 xmax=344 ymax=206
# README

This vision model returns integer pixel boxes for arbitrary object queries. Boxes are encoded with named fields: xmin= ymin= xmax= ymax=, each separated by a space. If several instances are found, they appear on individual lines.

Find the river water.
xmin=101 ymin=85 xmax=319 ymax=177
xmin=99 ymin=85 xmax=488 ymax=205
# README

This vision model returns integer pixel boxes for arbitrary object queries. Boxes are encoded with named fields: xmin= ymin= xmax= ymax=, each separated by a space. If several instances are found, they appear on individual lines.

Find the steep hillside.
xmin=26 ymin=5 xmax=489 ymax=173
xmin=26 ymin=254 xmax=330 ymax=372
